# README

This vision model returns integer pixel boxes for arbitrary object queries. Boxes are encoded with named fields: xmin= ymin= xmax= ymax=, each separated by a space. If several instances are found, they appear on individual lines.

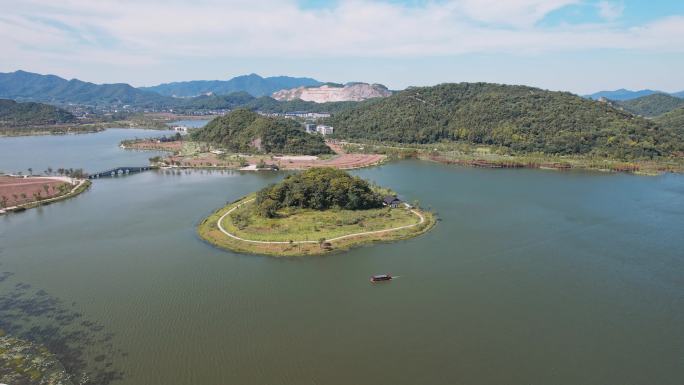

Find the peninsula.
xmin=129 ymin=109 xmax=385 ymax=170
xmin=198 ymin=167 xmax=435 ymax=256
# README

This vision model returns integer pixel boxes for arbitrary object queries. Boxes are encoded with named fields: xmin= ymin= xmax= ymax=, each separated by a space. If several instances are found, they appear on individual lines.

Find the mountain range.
xmin=140 ymin=74 xmax=322 ymax=98
xmin=0 ymin=70 xmax=170 ymax=107
xmin=586 ymin=88 xmax=684 ymax=101
xmin=0 ymin=71 xmax=350 ymax=107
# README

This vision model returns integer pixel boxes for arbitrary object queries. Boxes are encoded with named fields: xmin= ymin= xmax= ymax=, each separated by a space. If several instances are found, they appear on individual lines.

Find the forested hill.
xmin=0 ymin=99 xmax=75 ymax=127
xmin=615 ymin=93 xmax=684 ymax=117
xmin=326 ymin=83 xmax=684 ymax=159
xmin=191 ymin=109 xmax=331 ymax=155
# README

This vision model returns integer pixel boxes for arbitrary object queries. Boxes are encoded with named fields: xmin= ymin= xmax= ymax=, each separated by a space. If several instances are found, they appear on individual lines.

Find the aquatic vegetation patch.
xmin=0 ymin=269 xmax=126 ymax=384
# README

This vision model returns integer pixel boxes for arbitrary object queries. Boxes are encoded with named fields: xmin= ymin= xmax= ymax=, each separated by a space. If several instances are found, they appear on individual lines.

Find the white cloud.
xmin=597 ymin=1 xmax=624 ymax=21
xmin=456 ymin=0 xmax=579 ymax=27
xmin=0 ymin=0 xmax=682 ymax=75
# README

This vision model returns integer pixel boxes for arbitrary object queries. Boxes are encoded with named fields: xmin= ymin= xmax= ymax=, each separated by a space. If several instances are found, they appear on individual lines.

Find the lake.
xmin=1 ymin=130 xmax=683 ymax=385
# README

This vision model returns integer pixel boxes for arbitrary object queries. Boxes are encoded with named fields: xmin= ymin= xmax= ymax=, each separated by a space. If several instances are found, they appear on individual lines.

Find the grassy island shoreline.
xmin=198 ymin=194 xmax=436 ymax=256
xmin=198 ymin=167 xmax=436 ymax=256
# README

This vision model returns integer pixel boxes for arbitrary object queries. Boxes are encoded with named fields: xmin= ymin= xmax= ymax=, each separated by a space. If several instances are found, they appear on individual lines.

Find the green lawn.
xmin=223 ymin=201 xmax=420 ymax=242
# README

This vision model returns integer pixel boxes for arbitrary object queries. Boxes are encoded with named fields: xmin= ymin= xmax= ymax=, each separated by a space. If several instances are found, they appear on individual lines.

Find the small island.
xmin=198 ymin=167 xmax=435 ymax=256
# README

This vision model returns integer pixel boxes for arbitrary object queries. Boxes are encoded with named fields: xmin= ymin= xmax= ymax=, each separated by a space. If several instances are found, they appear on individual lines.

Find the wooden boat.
xmin=370 ymin=274 xmax=393 ymax=283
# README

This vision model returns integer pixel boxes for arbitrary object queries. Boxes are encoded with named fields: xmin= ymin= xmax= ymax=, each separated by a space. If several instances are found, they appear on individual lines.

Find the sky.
xmin=1 ymin=0 xmax=684 ymax=94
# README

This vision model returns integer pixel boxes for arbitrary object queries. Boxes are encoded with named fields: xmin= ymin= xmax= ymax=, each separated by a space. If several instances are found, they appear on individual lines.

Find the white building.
xmin=316 ymin=125 xmax=334 ymax=135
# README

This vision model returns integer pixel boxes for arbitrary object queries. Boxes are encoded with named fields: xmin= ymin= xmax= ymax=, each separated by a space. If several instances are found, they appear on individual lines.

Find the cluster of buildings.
xmin=304 ymin=123 xmax=334 ymax=136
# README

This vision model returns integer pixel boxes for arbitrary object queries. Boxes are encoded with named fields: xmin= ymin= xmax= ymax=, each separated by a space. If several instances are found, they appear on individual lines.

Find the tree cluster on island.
xmin=254 ymin=168 xmax=383 ymax=218
xmin=190 ymin=109 xmax=332 ymax=155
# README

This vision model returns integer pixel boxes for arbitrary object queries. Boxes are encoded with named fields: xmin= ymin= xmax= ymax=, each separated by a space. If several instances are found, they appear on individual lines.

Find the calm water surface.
xmin=0 ymin=128 xmax=170 ymax=174
xmin=0 ymin=131 xmax=683 ymax=385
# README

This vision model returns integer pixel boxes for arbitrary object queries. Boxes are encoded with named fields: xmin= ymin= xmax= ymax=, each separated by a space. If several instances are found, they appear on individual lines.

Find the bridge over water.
xmin=88 ymin=166 xmax=152 ymax=179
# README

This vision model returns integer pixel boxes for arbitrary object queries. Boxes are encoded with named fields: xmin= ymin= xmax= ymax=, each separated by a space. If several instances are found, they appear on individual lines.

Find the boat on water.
xmin=370 ymin=274 xmax=393 ymax=283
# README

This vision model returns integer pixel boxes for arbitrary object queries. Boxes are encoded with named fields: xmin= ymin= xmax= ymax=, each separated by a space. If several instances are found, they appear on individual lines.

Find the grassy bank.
xmin=339 ymin=140 xmax=684 ymax=175
xmin=198 ymin=195 xmax=436 ymax=257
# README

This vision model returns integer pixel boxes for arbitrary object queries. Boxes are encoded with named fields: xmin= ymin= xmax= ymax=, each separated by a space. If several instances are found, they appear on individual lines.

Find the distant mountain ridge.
xmin=0 ymin=70 xmax=170 ymax=106
xmin=141 ymin=74 xmax=322 ymax=97
xmin=615 ymin=93 xmax=684 ymax=117
xmin=586 ymin=88 xmax=684 ymax=101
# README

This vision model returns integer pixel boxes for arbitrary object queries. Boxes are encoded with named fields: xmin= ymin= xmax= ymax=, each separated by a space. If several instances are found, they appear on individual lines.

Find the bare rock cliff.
xmin=272 ymin=83 xmax=392 ymax=103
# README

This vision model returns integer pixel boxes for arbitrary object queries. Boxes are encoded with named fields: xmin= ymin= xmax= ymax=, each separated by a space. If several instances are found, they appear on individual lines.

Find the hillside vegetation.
xmin=654 ymin=107 xmax=684 ymax=132
xmin=616 ymin=93 xmax=684 ymax=117
xmin=0 ymin=99 xmax=75 ymax=127
xmin=326 ymin=83 xmax=684 ymax=159
xmin=190 ymin=109 xmax=331 ymax=155
xmin=254 ymin=168 xmax=383 ymax=217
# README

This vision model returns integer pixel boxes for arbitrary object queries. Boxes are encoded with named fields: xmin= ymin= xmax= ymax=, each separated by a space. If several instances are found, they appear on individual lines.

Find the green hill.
xmin=616 ymin=93 xmax=684 ymax=117
xmin=141 ymin=73 xmax=322 ymax=97
xmin=326 ymin=83 xmax=684 ymax=159
xmin=0 ymin=99 xmax=75 ymax=127
xmin=654 ymin=107 xmax=684 ymax=132
xmin=190 ymin=109 xmax=332 ymax=155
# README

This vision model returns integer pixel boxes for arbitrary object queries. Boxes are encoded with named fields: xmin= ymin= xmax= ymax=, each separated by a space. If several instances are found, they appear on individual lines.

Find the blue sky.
xmin=1 ymin=0 xmax=683 ymax=94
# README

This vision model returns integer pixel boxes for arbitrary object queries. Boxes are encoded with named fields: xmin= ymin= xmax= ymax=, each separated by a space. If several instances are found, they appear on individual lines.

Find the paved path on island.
xmin=217 ymin=199 xmax=425 ymax=245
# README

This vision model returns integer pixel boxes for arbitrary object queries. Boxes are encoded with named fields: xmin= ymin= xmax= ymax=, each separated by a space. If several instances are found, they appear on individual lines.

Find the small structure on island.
xmin=383 ymin=195 xmax=402 ymax=208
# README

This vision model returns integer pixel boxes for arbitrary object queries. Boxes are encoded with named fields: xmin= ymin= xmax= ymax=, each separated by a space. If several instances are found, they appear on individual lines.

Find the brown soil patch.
xmin=124 ymin=140 xmax=182 ymax=152
xmin=0 ymin=176 xmax=71 ymax=206
xmin=164 ymin=142 xmax=385 ymax=170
